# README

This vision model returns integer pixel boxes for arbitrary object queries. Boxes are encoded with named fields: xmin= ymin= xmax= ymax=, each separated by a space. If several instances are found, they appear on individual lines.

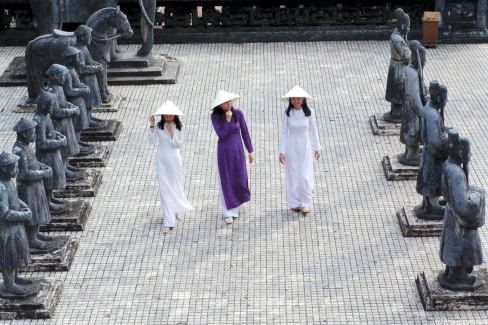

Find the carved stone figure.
xmin=438 ymin=129 xmax=485 ymax=291
xmin=415 ymin=81 xmax=449 ymax=220
xmin=61 ymin=47 xmax=96 ymax=154
xmin=136 ymin=0 xmax=156 ymax=57
xmin=399 ymin=40 xmax=427 ymax=166
xmin=73 ymin=25 xmax=106 ymax=128
xmin=12 ymin=118 xmax=56 ymax=253
xmin=384 ymin=9 xmax=411 ymax=123
xmin=25 ymin=7 xmax=133 ymax=102
xmin=0 ymin=151 xmax=40 ymax=299
xmin=45 ymin=64 xmax=86 ymax=182
xmin=33 ymin=91 xmax=69 ymax=215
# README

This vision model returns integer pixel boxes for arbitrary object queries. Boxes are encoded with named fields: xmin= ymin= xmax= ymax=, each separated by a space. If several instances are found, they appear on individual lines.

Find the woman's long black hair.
xmin=286 ymin=98 xmax=311 ymax=117
xmin=157 ymin=115 xmax=182 ymax=130
xmin=212 ymin=105 xmax=238 ymax=122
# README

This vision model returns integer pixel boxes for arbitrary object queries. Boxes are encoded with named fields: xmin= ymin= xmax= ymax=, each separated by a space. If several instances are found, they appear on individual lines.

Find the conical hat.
xmin=282 ymin=86 xmax=312 ymax=102
xmin=153 ymin=100 xmax=185 ymax=116
xmin=211 ymin=90 xmax=240 ymax=109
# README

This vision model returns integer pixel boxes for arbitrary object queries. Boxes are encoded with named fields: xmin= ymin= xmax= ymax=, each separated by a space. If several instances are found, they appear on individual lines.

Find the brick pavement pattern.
xmin=0 ymin=42 xmax=488 ymax=324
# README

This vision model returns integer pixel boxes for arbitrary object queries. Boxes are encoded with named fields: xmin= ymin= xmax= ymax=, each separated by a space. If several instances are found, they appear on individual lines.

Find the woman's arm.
xmin=211 ymin=113 xmax=232 ymax=140
xmin=170 ymin=127 xmax=184 ymax=148
xmin=238 ymin=110 xmax=254 ymax=153
xmin=309 ymin=110 xmax=322 ymax=152
xmin=279 ymin=110 xmax=288 ymax=155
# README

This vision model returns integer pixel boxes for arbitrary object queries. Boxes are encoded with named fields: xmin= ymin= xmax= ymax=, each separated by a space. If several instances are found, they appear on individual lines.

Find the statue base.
xmin=397 ymin=206 xmax=443 ymax=237
xmin=54 ymin=169 xmax=102 ymax=198
xmin=69 ymin=145 xmax=112 ymax=168
xmin=14 ymin=96 xmax=37 ymax=113
xmin=382 ymin=153 xmax=419 ymax=181
xmin=40 ymin=199 xmax=91 ymax=232
xmin=108 ymin=53 xmax=180 ymax=85
xmin=21 ymin=236 xmax=79 ymax=272
xmin=81 ymin=120 xmax=122 ymax=142
xmin=92 ymin=94 xmax=125 ymax=113
xmin=416 ymin=269 xmax=488 ymax=311
xmin=369 ymin=113 xmax=400 ymax=136
xmin=0 ymin=279 xmax=62 ymax=320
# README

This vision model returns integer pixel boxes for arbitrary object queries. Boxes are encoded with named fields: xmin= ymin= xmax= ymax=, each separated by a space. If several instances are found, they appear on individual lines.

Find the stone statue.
xmin=12 ymin=118 xmax=56 ymax=253
xmin=399 ymin=40 xmax=427 ymax=166
xmin=45 ymin=64 xmax=86 ymax=182
xmin=73 ymin=25 xmax=107 ymax=128
xmin=136 ymin=0 xmax=156 ymax=57
xmin=415 ymin=81 xmax=449 ymax=220
xmin=61 ymin=47 xmax=97 ymax=155
xmin=33 ymin=91 xmax=69 ymax=214
xmin=0 ymin=151 xmax=40 ymax=299
xmin=384 ymin=9 xmax=411 ymax=123
xmin=25 ymin=7 xmax=133 ymax=102
xmin=438 ymin=129 xmax=485 ymax=291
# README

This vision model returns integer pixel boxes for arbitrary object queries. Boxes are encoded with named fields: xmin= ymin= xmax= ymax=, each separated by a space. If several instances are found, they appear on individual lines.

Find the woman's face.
xmin=163 ymin=115 xmax=175 ymax=123
xmin=291 ymin=97 xmax=304 ymax=109
xmin=219 ymin=101 xmax=232 ymax=112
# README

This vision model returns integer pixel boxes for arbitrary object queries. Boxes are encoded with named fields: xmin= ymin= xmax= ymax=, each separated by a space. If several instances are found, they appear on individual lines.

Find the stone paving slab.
xmin=1 ymin=42 xmax=488 ymax=324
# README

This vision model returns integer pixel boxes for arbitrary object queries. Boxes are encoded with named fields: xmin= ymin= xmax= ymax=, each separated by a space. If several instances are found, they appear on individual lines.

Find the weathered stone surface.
xmin=20 ymin=236 xmax=79 ymax=272
xmin=0 ymin=279 xmax=62 ymax=320
xmin=397 ymin=206 xmax=442 ymax=237
xmin=92 ymin=94 xmax=125 ymax=113
xmin=69 ymin=145 xmax=112 ymax=168
xmin=40 ymin=199 xmax=91 ymax=232
xmin=382 ymin=153 xmax=419 ymax=181
xmin=54 ymin=169 xmax=102 ymax=198
xmin=369 ymin=114 xmax=401 ymax=136
xmin=80 ymin=120 xmax=122 ymax=142
xmin=417 ymin=269 xmax=488 ymax=311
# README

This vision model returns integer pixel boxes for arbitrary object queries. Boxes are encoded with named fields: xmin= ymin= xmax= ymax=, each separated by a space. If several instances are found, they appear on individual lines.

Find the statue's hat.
xmin=13 ymin=118 xmax=37 ymax=133
xmin=62 ymin=46 xmax=81 ymax=58
xmin=282 ymin=86 xmax=312 ymax=102
xmin=36 ymin=90 xmax=56 ymax=107
xmin=211 ymin=90 xmax=240 ymax=110
xmin=0 ymin=151 xmax=19 ymax=167
xmin=74 ymin=25 xmax=93 ymax=37
xmin=153 ymin=101 xmax=185 ymax=116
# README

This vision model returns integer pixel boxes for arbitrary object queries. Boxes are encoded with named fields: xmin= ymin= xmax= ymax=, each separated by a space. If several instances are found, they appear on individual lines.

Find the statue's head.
xmin=13 ymin=118 xmax=37 ymax=144
xmin=46 ymin=64 xmax=67 ymax=85
xmin=409 ymin=40 xmax=427 ymax=68
xmin=429 ymin=80 xmax=448 ymax=110
xmin=395 ymin=10 xmax=410 ymax=35
xmin=114 ymin=6 xmax=133 ymax=38
xmin=447 ymin=129 xmax=471 ymax=166
xmin=36 ymin=90 xmax=56 ymax=115
xmin=0 ymin=151 xmax=19 ymax=180
xmin=62 ymin=46 xmax=81 ymax=67
xmin=74 ymin=25 xmax=93 ymax=45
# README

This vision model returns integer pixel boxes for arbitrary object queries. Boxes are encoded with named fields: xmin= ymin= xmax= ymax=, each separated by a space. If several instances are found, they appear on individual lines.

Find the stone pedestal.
xmin=21 ymin=236 xmax=79 ymax=272
xmin=40 ymin=199 xmax=91 ymax=232
xmin=81 ymin=120 xmax=122 ymax=142
xmin=0 ymin=279 xmax=62 ymax=320
xmin=382 ymin=153 xmax=419 ymax=181
xmin=92 ymin=94 xmax=125 ymax=113
xmin=369 ymin=113 xmax=401 ymax=136
xmin=69 ymin=145 xmax=112 ymax=168
xmin=397 ymin=206 xmax=443 ymax=237
xmin=417 ymin=269 xmax=488 ymax=311
xmin=54 ymin=169 xmax=102 ymax=198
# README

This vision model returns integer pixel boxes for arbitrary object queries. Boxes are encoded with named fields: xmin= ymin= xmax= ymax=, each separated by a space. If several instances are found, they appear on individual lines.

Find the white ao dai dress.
xmin=148 ymin=124 xmax=193 ymax=227
xmin=279 ymin=108 xmax=321 ymax=209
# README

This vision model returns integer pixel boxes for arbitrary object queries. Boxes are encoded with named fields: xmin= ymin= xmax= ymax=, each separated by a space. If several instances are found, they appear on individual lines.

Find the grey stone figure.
xmin=136 ymin=0 xmax=156 ymax=57
xmin=399 ymin=40 xmax=428 ymax=166
xmin=62 ymin=47 xmax=96 ymax=155
xmin=438 ymin=129 xmax=485 ymax=291
xmin=0 ymin=151 xmax=39 ymax=299
xmin=12 ymin=118 xmax=56 ymax=253
xmin=45 ymin=64 xmax=86 ymax=182
xmin=415 ymin=81 xmax=449 ymax=220
xmin=73 ymin=25 xmax=106 ymax=129
xmin=33 ymin=91 xmax=69 ymax=215
xmin=384 ymin=9 xmax=411 ymax=123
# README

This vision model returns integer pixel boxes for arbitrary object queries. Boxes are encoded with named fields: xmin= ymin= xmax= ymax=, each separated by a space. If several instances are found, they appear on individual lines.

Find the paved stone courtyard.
xmin=1 ymin=41 xmax=488 ymax=324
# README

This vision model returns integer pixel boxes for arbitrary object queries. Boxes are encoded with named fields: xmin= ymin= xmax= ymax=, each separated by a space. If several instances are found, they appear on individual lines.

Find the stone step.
xmin=108 ymin=66 xmax=162 ymax=78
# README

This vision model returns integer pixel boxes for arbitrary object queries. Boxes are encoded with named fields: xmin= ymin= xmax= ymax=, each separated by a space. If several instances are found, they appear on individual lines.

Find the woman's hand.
xmin=279 ymin=153 xmax=285 ymax=164
xmin=149 ymin=115 xmax=155 ymax=127
xmin=248 ymin=152 xmax=255 ymax=164
xmin=166 ymin=122 xmax=174 ymax=136
xmin=225 ymin=110 xmax=233 ymax=122
xmin=314 ymin=151 xmax=321 ymax=160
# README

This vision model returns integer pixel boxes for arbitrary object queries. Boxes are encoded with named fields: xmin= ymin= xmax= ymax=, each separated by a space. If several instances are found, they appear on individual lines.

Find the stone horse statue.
xmin=25 ymin=7 xmax=133 ymax=103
